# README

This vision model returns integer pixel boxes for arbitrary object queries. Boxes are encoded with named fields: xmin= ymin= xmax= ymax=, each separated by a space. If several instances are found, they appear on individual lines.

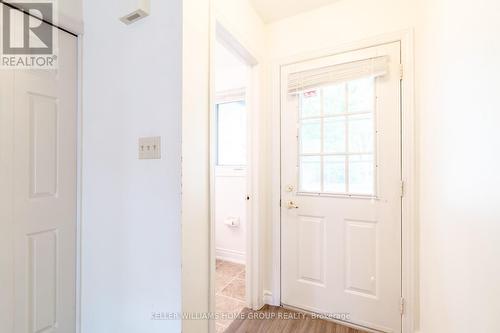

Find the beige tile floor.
xmin=215 ymin=259 xmax=246 ymax=333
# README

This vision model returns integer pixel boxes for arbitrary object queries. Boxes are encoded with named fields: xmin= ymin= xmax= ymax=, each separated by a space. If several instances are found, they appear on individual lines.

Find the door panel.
xmin=0 ymin=8 xmax=78 ymax=333
xmin=281 ymin=42 xmax=401 ymax=332
xmin=29 ymin=93 xmax=59 ymax=197
xmin=297 ymin=215 xmax=325 ymax=285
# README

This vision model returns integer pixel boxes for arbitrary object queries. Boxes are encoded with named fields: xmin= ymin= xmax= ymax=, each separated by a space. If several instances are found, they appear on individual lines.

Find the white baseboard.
xmin=215 ymin=247 xmax=245 ymax=264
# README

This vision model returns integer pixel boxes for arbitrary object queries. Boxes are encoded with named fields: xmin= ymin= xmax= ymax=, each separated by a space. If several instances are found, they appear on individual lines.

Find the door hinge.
xmin=400 ymin=180 xmax=405 ymax=198
xmin=400 ymin=297 xmax=405 ymax=315
xmin=399 ymin=64 xmax=404 ymax=80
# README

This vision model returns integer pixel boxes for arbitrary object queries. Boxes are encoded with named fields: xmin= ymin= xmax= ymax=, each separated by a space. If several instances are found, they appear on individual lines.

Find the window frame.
xmin=215 ymin=88 xmax=247 ymax=167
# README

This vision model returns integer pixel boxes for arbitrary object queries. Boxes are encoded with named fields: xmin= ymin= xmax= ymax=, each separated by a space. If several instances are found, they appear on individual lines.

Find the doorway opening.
xmin=211 ymin=25 xmax=257 ymax=333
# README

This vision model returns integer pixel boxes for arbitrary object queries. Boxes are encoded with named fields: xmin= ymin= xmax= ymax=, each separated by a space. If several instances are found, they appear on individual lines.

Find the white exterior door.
xmin=0 ymin=9 xmax=78 ymax=333
xmin=281 ymin=42 xmax=402 ymax=332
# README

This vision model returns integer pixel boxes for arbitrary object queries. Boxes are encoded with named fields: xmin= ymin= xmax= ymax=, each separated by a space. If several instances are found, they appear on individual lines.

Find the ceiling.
xmin=251 ymin=0 xmax=341 ymax=23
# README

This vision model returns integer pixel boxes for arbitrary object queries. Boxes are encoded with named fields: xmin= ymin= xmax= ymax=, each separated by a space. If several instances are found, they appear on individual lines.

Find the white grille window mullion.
xmin=320 ymin=89 xmax=325 ymax=192
xmin=373 ymin=82 xmax=378 ymax=197
xmin=301 ymin=110 xmax=372 ymax=121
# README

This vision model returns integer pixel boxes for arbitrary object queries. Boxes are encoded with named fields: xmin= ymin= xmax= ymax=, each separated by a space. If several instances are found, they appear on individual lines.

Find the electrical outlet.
xmin=138 ymin=137 xmax=161 ymax=159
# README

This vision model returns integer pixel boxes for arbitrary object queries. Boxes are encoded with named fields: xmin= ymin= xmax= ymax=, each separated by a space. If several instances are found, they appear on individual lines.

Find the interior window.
xmin=216 ymin=100 xmax=247 ymax=166
xmin=298 ymin=77 xmax=376 ymax=196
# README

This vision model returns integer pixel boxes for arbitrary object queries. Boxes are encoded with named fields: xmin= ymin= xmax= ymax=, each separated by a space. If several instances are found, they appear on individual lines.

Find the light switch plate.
xmin=138 ymin=136 xmax=161 ymax=159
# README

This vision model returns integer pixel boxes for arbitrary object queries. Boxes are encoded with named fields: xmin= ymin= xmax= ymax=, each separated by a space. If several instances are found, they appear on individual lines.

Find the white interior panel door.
xmin=281 ymin=42 xmax=402 ymax=332
xmin=0 ymin=8 xmax=78 ymax=333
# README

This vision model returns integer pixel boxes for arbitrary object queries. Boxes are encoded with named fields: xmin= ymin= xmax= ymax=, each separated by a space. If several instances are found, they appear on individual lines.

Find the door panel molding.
xmin=29 ymin=93 xmax=59 ymax=198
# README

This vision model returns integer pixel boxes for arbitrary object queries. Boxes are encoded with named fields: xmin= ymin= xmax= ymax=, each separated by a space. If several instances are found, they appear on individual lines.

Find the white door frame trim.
xmin=270 ymin=29 xmax=417 ymax=333
xmin=208 ymin=16 xmax=263 ymax=333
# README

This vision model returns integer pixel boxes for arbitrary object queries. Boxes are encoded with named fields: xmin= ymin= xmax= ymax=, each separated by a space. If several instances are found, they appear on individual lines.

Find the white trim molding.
xmin=215 ymin=247 xmax=246 ymax=265
xmin=270 ymin=29 xmax=417 ymax=333
xmin=262 ymin=290 xmax=273 ymax=305
xmin=399 ymin=29 xmax=418 ymax=333
xmin=76 ymin=33 xmax=83 ymax=333
xmin=215 ymin=87 xmax=246 ymax=104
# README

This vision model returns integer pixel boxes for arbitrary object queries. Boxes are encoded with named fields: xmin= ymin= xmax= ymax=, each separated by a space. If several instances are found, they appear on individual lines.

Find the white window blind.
xmin=288 ymin=56 xmax=388 ymax=94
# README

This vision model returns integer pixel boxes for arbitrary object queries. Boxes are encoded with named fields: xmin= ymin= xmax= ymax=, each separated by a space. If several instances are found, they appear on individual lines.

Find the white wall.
xmin=214 ymin=170 xmax=247 ymax=264
xmin=416 ymin=0 xmax=500 ymax=332
xmin=266 ymin=0 xmax=416 ymax=59
xmin=215 ymin=0 xmax=266 ymax=59
xmin=81 ymin=1 xmax=182 ymax=332
xmin=215 ymin=41 xmax=247 ymax=92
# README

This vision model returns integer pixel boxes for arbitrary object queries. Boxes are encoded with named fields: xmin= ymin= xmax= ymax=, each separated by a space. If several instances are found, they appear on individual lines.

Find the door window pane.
xmin=299 ymin=156 xmax=321 ymax=192
xmin=323 ymin=83 xmax=346 ymax=115
xmin=324 ymin=117 xmax=346 ymax=153
xmin=324 ymin=156 xmax=346 ymax=193
xmin=348 ymin=77 xmax=374 ymax=113
xmin=300 ymin=90 xmax=321 ymax=118
xmin=300 ymin=119 xmax=321 ymax=154
xmin=217 ymin=101 xmax=246 ymax=166
xmin=348 ymin=155 xmax=374 ymax=195
xmin=348 ymin=113 xmax=374 ymax=153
